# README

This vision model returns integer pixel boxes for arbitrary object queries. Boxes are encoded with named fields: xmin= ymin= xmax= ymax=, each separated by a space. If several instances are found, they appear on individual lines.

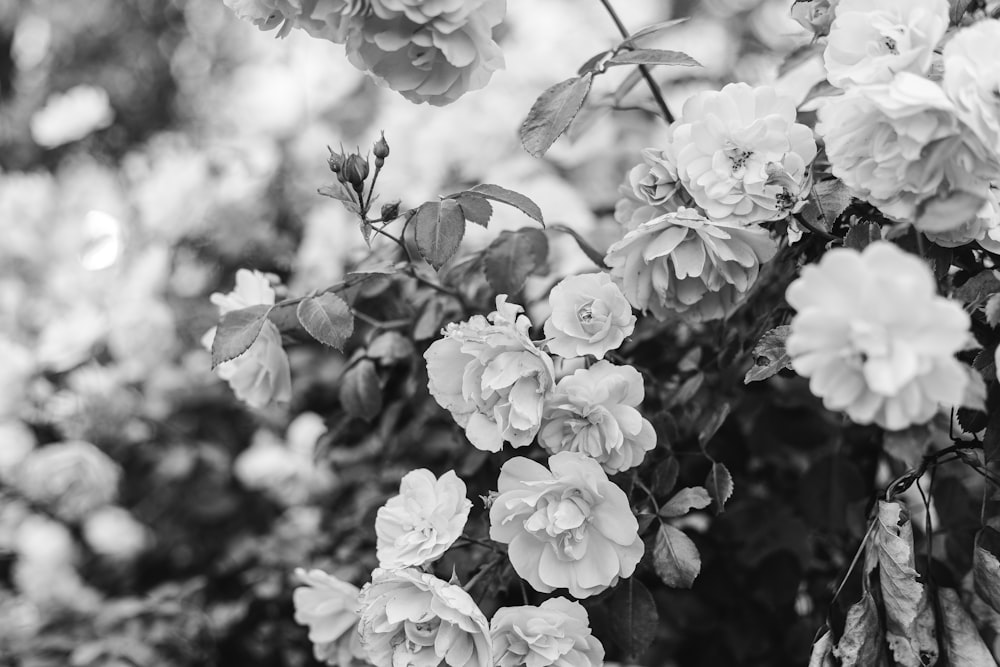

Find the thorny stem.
xmin=597 ymin=0 xmax=676 ymax=124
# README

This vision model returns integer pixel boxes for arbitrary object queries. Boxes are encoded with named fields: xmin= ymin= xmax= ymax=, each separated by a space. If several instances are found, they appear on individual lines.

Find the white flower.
xmin=358 ymin=568 xmax=492 ymax=667
xmin=222 ymin=0 xmax=299 ymax=32
xmin=823 ymin=0 xmax=948 ymax=88
xmin=491 ymin=597 xmax=604 ymax=667
xmin=489 ymin=451 xmax=644 ymax=598
xmin=424 ymin=296 xmax=556 ymax=452
xmin=791 ymin=0 xmax=839 ymax=37
xmin=543 ymin=273 xmax=635 ymax=359
xmin=786 ymin=242 xmax=972 ymax=430
xmin=375 ymin=469 xmax=471 ymax=569
xmin=30 ymin=85 xmax=114 ymax=149
xmin=233 ymin=429 xmax=334 ymax=506
xmin=628 ymin=147 xmax=682 ymax=209
xmin=667 ymin=83 xmax=817 ymax=223
xmin=605 ymin=207 xmax=779 ymax=322
xmin=0 ymin=420 xmax=35 ymax=483
xmin=14 ymin=441 xmax=121 ymax=522
xmin=539 ymin=361 xmax=655 ymax=475
xmin=925 ymin=189 xmax=1000 ymax=248
xmin=943 ymin=19 xmax=1000 ymax=155
xmin=81 ymin=506 xmax=148 ymax=561
xmin=293 ymin=568 xmax=369 ymax=667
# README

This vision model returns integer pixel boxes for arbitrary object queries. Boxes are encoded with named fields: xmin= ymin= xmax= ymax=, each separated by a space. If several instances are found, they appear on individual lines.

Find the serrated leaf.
xmin=454 ymin=194 xmax=492 ymax=227
xmin=939 ymin=587 xmax=996 ymax=665
xmin=339 ymin=359 xmax=381 ymax=421
xmin=296 ymin=293 xmax=354 ymax=351
xmin=414 ymin=199 xmax=466 ymax=270
xmin=697 ymin=402 xmax=730 ymax=451
xmin=367 ymin=331 xmax=414 ymax=365
xmin=519 ymin=74 xmax=594 ymax=158
xmin=832 ymin=591 xmax=883 ymax=666
xmin=844 ymin=221 xmax=882 ymax=251
xmin=610 ymin=578 xmax=658 ymax=660
xmin=211 ymin=305 xmax=272 ymax=369
xmin=619 ymin=18 xmax=689 ymax=46
xmin=705 ymin=462 xmax=734 ymax=514
xmin=468 ymin=184 xmax=545 ymax=226
xmin=607 ymin=48 xmax=700 ymax=68
xmin=659 ymin=486 xmax=711 ymax=518
xmin=550 ymin=223 xmax=608 ymax=269
xmin=865 ymin=502 xmax=924 ymax=640
xmin=653 ymin=524 xmax=701 ymax=588
xmin=800 ymin=180 xmax=852 ymax=233
xmin=318 ymin=182 xmax=361 ymax=214
xmin=956 ymin=270 xmax=1000 ymax=304
xmin=975 ymin=527 xmax=1000 ymax=615
xmin=652 ymin=457 xmax=680 ymax=497
xmin=744 ymin=325 xmax=792 ymax=383
xmin=483 ymin=228 xmax=549 ymax=295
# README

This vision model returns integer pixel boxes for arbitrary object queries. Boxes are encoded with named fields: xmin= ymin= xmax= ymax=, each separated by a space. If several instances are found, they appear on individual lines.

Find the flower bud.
xmin=380 ymin=201 xmax=400 ymax=221
xmin=327 ymin=146 xmax=345 ymax=173
xmin=344 ymin=153 xmax=369 ymax=190
xmin=373 ymin=133 xmax=390 ymax=160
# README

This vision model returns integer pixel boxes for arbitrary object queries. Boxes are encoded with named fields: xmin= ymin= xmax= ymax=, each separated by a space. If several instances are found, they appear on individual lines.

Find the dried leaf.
xmin=833 ymin=591 xmax=884 ymax=666
xmin=865 ymin=502 xmax=924 ymax=639
xmin=653 ymin=524 xmax=701 ymax=588
xmin=519 ymin=74 xmax=594 ymax=158
xmin=975 ymin=528 xmax=1000 ymax=615
xmin=808 ymin=630 xmax=836 ymax=667
xmin=939 ymin=587 xmax=997 ymax=666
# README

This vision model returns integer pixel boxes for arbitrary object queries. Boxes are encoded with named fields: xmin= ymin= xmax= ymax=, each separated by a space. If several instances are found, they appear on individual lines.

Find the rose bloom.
xmin=605 ymin=207 xmax=779 ymax=323
xmin=491 ymin=597 xmax=604 ymax=667
xmin=943 ymin=19 xmax=1000 ymax=155
xmin=543 ymin=273 xmax=635 ymax=359
xmin=791 ymin=0 xmax=839 ymax=37
xmin=294 ymin=569 xmax=369 ymax=666
xmin=539 ymin=361 xmax=655 ymax=475
xmin=15 ymin=441 xmax=121 ymax=522
xmin=786 ymin=242 xmax=973 ymax=431
xmin=817 ymin=73 xmax=999 ymax=224
xmin=223 ymin=0 xmax=299 ymax=32
xmin=614 ymin=147 xmax=688 ymax=236
xmin=823 ymin=0 xmax=948 ymax=88
xmin=489 ymin=451 xmax=643 ymax=598
xmin=375 ymin=469 xmax=471 ymax=569
xmin=358 ymin=567 xmax=491 ymax=667
xmin=82 ymin=506 xmax=148 ymax=562
xmin=667 ymin=83 xmax=816 ymax=223
xmin=925 ymin=190 xmax=1000 ymax=249
xmin=424 ymin=296 xmax=555 ymax=452
xmin=344 ymin=0 xmax=505 ymax=106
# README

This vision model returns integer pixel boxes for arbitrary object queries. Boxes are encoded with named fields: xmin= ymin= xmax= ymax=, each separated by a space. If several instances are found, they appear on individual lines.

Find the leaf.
xmin=886 ymin=590 xmax=937 ymax=667
xmin=454 ymin=194 xmax=492 ymax=227
xmin=210 ymin=305 xmax=272 ymax=369
xmin=951 ymin=0 xmax=976 ymax=23
xmin=318 ymin=181 xmax=359 ymax=213
xmin=414 ymin=199 xmax=466 ymax=270
xmin=367 ymin=331 xmax=414 ymax=365
xmin=519 ymin=74 xmax=594 ymax=158
xmin=939 ymin=587 xmax=997 ymax=665
xmin=653 ymin=524 xmax=701 ymax=588
xmin=744 ymin=325 xmax=793 ymax=383
xmin=808 ymin=630 xmax=836 ymax=667
xmin=865 ymin=501 xmax=924 ymax=642
xmin=652 ymin=457 xmax=680 ymax=497
xmin=833 ymin=591 xmax=884 ymax=667
xmin=607 ymin=48 xmax=700 ymax=68
xmin=798 ymin=455 xmax=866 ymax=532
xmin=339 ymin=359 xmax=382 ymax=421
xmin=610 ymin=578 xmax=658 ymax=660
xmin=549 ymin=224 xmax=608 ymax=269
xmin=659 ymin=486 xmax=712 ymax=518
xmin=800 ymin=180 xmax=852 ymax=232
xmin=975 ymin=527 xmax=1000 ymax=615
xmin=705 ymin=462 xmax=734 ymax=514
xmin=985 ymin=293 xmax=1000 ymax=327
xmin=618 ymin=17 xmax=689 ymax=46
xmin=844 ymin=220 xmax=882 ymax=251
xmin=697 ymin=402 xmax=730 ymax=451
xmin=414 ymin=297 xmax=446 ymax=341
xmin=468 ymin=184 xmax=545 ymax=226
xmin=483 ymin=228 xmax=549 ymax=295
xmin=295 ymin=293 xmax=354 ymax=351
xmin=956 ymin=270 xmax=1000 ymax=305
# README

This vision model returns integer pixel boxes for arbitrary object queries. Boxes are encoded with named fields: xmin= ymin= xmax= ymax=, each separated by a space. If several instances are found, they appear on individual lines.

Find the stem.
xmin=597 ymin=0 xmax=675 ymax=124
xmin=793 ymin=212 xmax=840 ymax=243
xmin=364 ymin=163 xmax=382 ymax=215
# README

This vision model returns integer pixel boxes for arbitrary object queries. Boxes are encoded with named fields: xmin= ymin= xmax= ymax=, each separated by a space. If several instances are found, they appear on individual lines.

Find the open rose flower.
xmin=543 ymin=273 xmax=635 ymax=359
xmin=15 ymin=441 xmax=121 ymax=522
xmin=491 ymin=597 xmax=604 ymax=667
xmin=615 ymin=146 xmax=688 ymax=236
xmin=943 ymin=19 xmax=1000 ymax=155
xmin=358 ymin=568 xmax=491 ymax=667
xmin=293 ymin=568 xmax=369 ymax=667
xmin=791 ymin=0 xmax=839 ymax=37
xmin=489 ymin=451 xmax=643 ymax=598
xmin=375 ymin=469 xmax=471 ymax=569
xmin=824 ymin=0 xmax=948 ymax=88
xmin=424 ymin=296 xmax=555 ymax=452
xmin=786 ymin=242 xmax=973 ymax=430
xmin=605 ymin=207 xmax=779 ymax=322
xmin=539 ymin=361 xmax=655 ymax=475
xmin=667 ymin=83 xmax=816 ymax=223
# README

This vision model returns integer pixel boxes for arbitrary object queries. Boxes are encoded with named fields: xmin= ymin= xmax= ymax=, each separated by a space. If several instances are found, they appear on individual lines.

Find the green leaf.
xmin=610 ymin=578 xmax=658 ymax=660
xmin=519 ymin=74 xmax=594 ymax=158
xmin=414 ymin=199 xmax=466 ymax=270
xmin=468 ymin=184 xmax=545 ymax=226
xmin=618 ymin=17 xmax=689 ymax=47
xmin=652 ymin=457 xmax=680 ymax=497
xmin=296 ymin=293 xmax=354 ymax=351
xmin=744 ymin=325 xmax=792 ymax=384
xmin=799 ymin=180 xmax=852 ymax=233
xmin=210 ymin=304 xmax=272 ymax=369
xmin=549 ymin=223 xmax=608 ymax=269
xmin=367 ymin=331 xmax=415 ymax=365
xmin=705 ymin=462 xmax=734 ymax=514
xmin=607 ymin=48 xmax=700 ymax=68
xmin=339 ymin=359 xmax=382 ymax=421
xmin=950 ymin=0 xmax=976 ymax=23
xmin=317 ymin=182 xmax=361 ymax=214
xmin=653 ymin=524 xmax=701 ymax=588
xmin=833 ymin=591 xmax=884 ymax=666
xmin=659 ymin=486 xmax=711 ymax=518
xmin=955 ymin=270 xmax=1000 ymax=305
xmin=697 ymin=402 xmax=730 ymax=451
xmin=974 ymin=527 xmax=1000 ymax=615
xmin=454 ymin=193 xmax=492 ymax=227
xmin=484 ymin=228 xmax=549 ymax=295
xmin=844 ymin=220 xmax=882 ymax=251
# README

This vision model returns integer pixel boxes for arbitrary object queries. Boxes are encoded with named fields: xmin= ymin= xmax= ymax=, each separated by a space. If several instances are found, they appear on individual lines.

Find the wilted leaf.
xmin=956 ymin=270 xmax=1000 ymax=305
xmin=484 ymin=228 xmax=549 ymax=295
xmin=833 ymin=591 xmax=884 ymax=666
xmin=414 ymin=199 xmax=466 ymax=270
xmin=939 ymin=587 xmax=997 ymax=665
xmin=468 ymin=184 xmax=545 ymax=226
xmin=454 ymin=194 xmax=492 ymax=227
xmin=809 ymin=630 xmax=836 ymax=667
xmin=339 ymin=359 xmax=382 ymax=421
xmin=367 ymin=331 xmax=415 ymax=365
xmin=520 ymin=74 xmax=594 ymax=158
xmin=798 ymin=454 xmax=866 ymax=532
xmin=607 ymin=48 xmax=700 ymax=68
xmin=659 ymin=486 xmax=711 ymax=518
xmin=610 ymin=578 xmax=658 ymax=660
xmin=886 ymin=589 xmax=938 ymax=667
xmin=549 ymin=223 xmax=608 ymax=269
xmin=865 ymin=501 xmax=924 ymax=642
xmin=844 ymin=220 xmax=882 ymax=251
xmin=653 ymin=524 xmax=701 ymax=588
xmin=210 ymin=305 xmax=272 ymax=369
xmin=975 ymin=528 xmax=1000 ymax=615
xmin=652 ymin=457 xmax=680 ymax=497
xmin=744 ymin=325 xmax=792 ymax=383
xmin=296 ymin=293 xmax=354 ymax=351
xmin=705 ymin=462 xmax=734 ymax=514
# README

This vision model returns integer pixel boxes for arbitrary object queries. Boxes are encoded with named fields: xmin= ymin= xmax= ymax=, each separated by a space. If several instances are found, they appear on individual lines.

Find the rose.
xmin=233 ymin=429 xmax=335 ymax=506
xmin=424 ymin=295 xmax=555 ymax=452
xmin=82 ymin=507 xmax=148 ymax=561
xmin=943 ymin=19 xmax=1000 ymax=155
xmin=786 ymin=242 xmax=973 ymax=430
xmin=539 ymin=361 xmax=655 ymax=475
xmin=358 ymin=568 xmax=491 ymax=667
xmin=604 ymin=207 xmax=779 ymax=323
xmin=667 ymin=83 xmax=816 ymax=223
xmin=791 ymin=0 xmax=839 ymax=37
xmin=375 ymin=469 xmax=471 ymax=569
xmin=543 ymin=273 xmax=635 ymax=359
xmin=15 ymin=441 xmax=121 ymax=522
xmin=823 ymin=0 xmax=948 ymax=88
xmin=293 ymin=568 xmax=369 ymax=667
xmin=614 ymin=146 xmax=690 ymax=236
xmin=490 ymin=597 xmax=604 ymax=667
xmin=489 ymin=451 xmax=643 ymax=598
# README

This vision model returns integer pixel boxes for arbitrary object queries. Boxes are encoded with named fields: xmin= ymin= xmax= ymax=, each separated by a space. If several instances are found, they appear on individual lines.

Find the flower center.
xmin=726 ymin=146 xmax=754 ymax=175
xmin=882 ymin=36 xmax=898 ymax=55
xmin=577 ymin=302 xmax=594 ymax=323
